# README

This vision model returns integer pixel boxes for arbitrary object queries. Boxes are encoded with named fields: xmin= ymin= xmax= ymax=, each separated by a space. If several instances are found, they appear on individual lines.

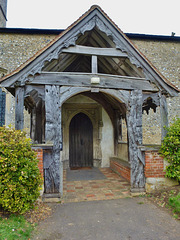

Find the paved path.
xmin=62 ymin=168 xmax=131 ymax=203
xmin=32 ymin=198 xmax=180 ymax=240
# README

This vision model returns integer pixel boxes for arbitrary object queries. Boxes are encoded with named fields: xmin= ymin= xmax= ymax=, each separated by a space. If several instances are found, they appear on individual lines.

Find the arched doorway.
xmin=69 ymin=112 xmax=93 ymax=168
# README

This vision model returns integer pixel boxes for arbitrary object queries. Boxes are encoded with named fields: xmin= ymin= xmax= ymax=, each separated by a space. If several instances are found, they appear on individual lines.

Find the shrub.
xmin=160 ymin=118 xmax=180 ymax=182
xmin=0 ymin=126 xmax=42 ymax=214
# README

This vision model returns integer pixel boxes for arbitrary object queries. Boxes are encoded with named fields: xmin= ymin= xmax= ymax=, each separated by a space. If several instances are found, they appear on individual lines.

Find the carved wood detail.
xmin=18 ymin=15 xmax=143 ymax=85
xmin=80 ymin=16 xmax=143 ymax=69
xmin=45 ymin=85 xmax=62 ymax=194
xmin=126 ymin=90 xmax=145 ymax=191
xmin=142 ymin=92 xmax=160 ymax=114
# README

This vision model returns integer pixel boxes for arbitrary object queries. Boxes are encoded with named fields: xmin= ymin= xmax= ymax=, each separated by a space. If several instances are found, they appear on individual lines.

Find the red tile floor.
xmin=62 ymin=168 xmax=131 ymax=203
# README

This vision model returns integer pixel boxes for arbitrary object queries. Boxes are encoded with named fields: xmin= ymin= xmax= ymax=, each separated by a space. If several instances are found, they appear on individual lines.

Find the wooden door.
xmin=69 ymin=113 xmax=93 ymax=168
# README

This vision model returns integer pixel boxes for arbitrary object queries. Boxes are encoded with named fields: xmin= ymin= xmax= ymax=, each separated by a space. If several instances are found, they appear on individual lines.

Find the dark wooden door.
xmin=69 ymin=113 xmax=93 ymax=168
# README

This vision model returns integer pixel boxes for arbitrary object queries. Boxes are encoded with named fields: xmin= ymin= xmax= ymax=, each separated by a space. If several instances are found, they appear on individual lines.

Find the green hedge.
xmin=160 ymin=118 xmax=180 ymax=182
xmin=0 ymin=126 xmax=42 ymax=214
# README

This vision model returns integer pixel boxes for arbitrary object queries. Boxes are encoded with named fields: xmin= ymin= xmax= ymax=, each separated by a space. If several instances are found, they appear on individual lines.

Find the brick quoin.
xmin=33 ymin=148 xmax=44 ymax=178
xmin=145 ymin=151 xmax=165 ymax=178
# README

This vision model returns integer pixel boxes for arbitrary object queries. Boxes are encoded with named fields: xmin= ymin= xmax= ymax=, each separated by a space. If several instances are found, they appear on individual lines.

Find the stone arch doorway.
xmin=61 ymin=89 xmax=145 ymax=192
xmin=69 ymin=112 xmax=93 ymax=168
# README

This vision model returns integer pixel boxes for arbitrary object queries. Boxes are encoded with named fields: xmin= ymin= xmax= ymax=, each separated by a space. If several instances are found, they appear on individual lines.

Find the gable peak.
xmin=90 ymin=5 xmax=101 ymax=11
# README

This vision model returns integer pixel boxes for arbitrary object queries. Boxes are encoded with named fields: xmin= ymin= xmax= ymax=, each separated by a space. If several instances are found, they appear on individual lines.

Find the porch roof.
xmin=0 ymin=5 xmax=179 ymax=96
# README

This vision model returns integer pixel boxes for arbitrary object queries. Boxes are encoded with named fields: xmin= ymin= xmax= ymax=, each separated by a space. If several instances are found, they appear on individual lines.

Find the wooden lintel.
xmin=27 ymin=72 xmax=158 ymax=92
xmin=62 ymin=45 xmax=128 ymax=57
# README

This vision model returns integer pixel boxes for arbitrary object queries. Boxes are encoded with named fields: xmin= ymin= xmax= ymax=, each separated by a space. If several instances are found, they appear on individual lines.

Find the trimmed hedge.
xmin=0 ymin=126 xmax=42 ymax=213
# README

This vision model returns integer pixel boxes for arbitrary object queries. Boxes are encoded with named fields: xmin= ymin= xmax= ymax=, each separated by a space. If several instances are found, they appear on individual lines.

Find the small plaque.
xmin=91 ymin=77 xmax=100 ymax=84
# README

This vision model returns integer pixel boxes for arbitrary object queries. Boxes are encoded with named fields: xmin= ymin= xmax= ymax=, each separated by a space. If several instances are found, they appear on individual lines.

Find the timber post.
xmin=30 ymin=108 xmax=36 ymax=141
xmin=45 ymin=85 xmax=62 ymax=196
xmin=160 ymin=93 xmax=169 ymax=140
xmin=15 ymin=86 xmax=24 ymax=130
xmin=126 ymin=89 xmax=145 ymax=192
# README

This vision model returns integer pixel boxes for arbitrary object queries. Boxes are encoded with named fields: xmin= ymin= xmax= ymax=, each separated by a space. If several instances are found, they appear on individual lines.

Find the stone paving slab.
xmin=62 ymin=168 xmax=131 ymax=203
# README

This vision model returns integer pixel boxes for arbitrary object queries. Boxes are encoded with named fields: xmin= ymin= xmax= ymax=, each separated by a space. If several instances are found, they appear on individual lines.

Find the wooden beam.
xmin=15 ymin=87 xmax=24 ymax=130
xmin=90 ymin=30 xmax=112 ymax=48
xmin=62 ymin=45 xmax=128 ymax=57
xmin=27 ymin=72 xmax=158 ymax=92
xmin=98 ymin=56 xmax=126 ymax=76
xmin=56 ymin=54 xmax=77 ymax=72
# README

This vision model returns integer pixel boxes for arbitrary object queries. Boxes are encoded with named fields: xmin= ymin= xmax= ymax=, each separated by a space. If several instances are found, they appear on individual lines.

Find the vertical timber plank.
xmin=15 ymin=87 xmax=24 ymax=130
xmin=30 ymin=108 xmax=36 ymax=141
xmin=160 ymin=93 xmax=169 ymax=140
xmin=126 ymin=89 xmax=145 ymax=192
xmin=91 ymin=55 xmax=98 ymax=73
xmin=45 ymin=85 xmax=62 ymax=195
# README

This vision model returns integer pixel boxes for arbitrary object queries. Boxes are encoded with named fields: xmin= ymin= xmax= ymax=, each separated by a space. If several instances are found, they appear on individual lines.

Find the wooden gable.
xmin=0 ymin=5 xmax=178 ymax=97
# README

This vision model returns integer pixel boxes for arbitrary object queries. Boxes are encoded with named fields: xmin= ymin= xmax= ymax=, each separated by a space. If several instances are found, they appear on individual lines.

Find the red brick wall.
xmin=111 ymin=150 xmax=165 ymax=182
xmin=33 ymin=148 xmax=44 ymax=178
xmin=145 ymin=151 xmax=165 ymax=178
xmin=110 ymin=160 xmax=130 ymax=182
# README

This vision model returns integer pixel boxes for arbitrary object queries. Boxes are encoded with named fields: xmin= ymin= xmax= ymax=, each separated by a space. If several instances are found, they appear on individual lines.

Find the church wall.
xmin=117 ymin=143 xmax=128 ymax=162
xmin=0 ymin=33 xmax=56 ymax=73
xmin=101 ymin=108 xmax=114 ymax=167
xmin=0 ymin=33 xmax=56 ymax=129
xmin=0 ymin=33 xmax=179 ymax=144
xmin=133 ymin=40 xmax=180 ymax=144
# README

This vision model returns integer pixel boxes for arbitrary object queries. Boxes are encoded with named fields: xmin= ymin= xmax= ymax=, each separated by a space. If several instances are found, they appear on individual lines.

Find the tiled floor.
xmin=62 ymin=168 xmax=131 ymax=203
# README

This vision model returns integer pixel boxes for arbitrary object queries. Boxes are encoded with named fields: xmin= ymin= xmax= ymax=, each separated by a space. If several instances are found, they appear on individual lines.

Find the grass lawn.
xmin=0 ymin=202 xmax=52 ymax=240
xmin=0 ymin=214 xmax=34 ymax=240
xmin=169 ymin=192 xmax=180 ymax=216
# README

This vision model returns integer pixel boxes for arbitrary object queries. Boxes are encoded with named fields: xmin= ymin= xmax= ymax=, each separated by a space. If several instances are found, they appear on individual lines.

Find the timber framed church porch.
xmin=0 ymin=5 xmax=178 ymax=198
